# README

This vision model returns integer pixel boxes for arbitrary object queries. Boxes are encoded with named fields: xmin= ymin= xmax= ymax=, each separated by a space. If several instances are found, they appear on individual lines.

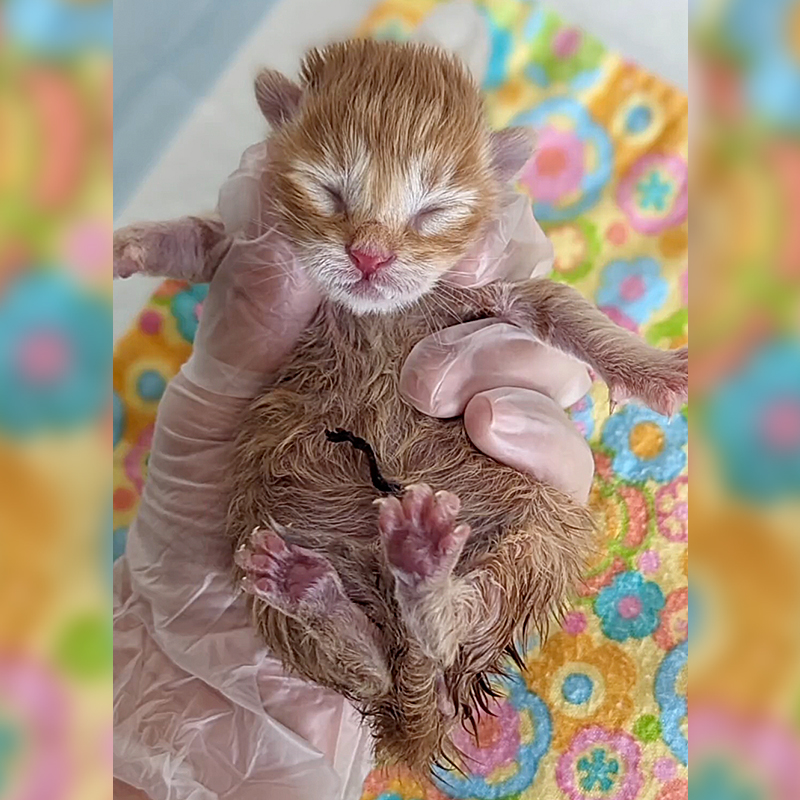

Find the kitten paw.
xmin=113 ymin=228 xmax=148 ymax=278
xmin=236 ymin=527 xmax=346 ymax=616
xmin=608 ymin=346 xmax=688 ymax=417
xmin=377 ymin=484 xmax=471 ymax=586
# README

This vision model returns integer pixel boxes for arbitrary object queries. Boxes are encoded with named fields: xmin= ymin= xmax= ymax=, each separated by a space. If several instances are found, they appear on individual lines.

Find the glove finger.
xmin=464 ymin=387 xmax=595 ymax=504
xmin=400 ymin=319 xmax=592 ymax=418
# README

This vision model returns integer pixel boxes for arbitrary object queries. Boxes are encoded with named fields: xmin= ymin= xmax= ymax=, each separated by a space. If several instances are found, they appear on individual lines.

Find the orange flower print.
xmin=524 ymin=632 xmax=637 ymax=749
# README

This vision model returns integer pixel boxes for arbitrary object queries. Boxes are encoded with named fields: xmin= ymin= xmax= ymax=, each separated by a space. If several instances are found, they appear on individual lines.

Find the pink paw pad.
xmin=377 ymin=484 xmax=471 ymax=584
xmin=236 ymin=527 xmax=343 ymax=612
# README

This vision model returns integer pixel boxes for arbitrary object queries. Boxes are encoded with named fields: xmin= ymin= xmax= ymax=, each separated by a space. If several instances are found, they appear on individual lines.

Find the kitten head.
xmin=256 ymin=40 xmax=533 ymax=314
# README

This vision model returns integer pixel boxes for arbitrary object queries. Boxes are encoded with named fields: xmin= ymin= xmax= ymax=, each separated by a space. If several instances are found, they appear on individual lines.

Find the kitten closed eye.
xmin=410 ymin=206 xmax=446 ymax=233
xmin=322 ymin=185 xmax=347 ymax=215
xmin=411 ymin=204 xmax=473 ymax=235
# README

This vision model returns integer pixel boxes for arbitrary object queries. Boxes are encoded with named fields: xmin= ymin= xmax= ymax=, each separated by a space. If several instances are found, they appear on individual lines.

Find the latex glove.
xmin=114 ymin=145 xmax=370 ymax=800
xmin=400 ymin=187 xmax=596 ymax=505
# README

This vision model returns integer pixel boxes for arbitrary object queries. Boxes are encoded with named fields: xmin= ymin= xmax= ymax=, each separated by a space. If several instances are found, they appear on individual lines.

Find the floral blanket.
xmin=112 ymin=2 xmax=689 ymax=798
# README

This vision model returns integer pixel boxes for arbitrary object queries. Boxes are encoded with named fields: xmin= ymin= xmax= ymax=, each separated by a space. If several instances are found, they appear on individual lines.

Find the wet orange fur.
xmin=229 ymin=296 xmax=596 ymax=772
xmin=233 ymin=42 xmax=585 ymax=772
xmin=270 ymin=40 xmax=493 ymax=260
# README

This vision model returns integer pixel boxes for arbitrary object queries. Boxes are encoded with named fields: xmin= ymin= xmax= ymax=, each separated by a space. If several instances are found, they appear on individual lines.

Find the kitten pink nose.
xmin=348 ymin=247 xmax=395 ymax=278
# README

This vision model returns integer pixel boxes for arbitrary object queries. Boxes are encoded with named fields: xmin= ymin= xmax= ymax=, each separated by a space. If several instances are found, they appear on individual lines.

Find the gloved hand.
xmin=402 ymin=184 xmax=595 ymax=505
xmin=114 ymin=147 xmax=363 ymax=800
xmin=113 ymin=142 xmax=594 ymax=800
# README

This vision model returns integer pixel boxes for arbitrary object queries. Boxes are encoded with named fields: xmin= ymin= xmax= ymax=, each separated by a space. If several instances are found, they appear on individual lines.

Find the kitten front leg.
xmin=114 ymin=214 xmax=232 ymax=283
xmin=377 ymin=484 xmax=474 ymax=668
xmin=479 ymin=279 xmax=688 ymax=416
xmin=236 ymin=526 xmax=391 ymax=698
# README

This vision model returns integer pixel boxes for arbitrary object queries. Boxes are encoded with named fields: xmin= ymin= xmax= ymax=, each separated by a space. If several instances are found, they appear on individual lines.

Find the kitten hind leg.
xmin=377 ymin=484 xmax=474 ymax=667
xmin=237 ymin=526 xmax=391 ymax=697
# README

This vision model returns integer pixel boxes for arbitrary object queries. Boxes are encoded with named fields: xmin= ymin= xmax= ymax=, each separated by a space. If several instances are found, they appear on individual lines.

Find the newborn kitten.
xmin=228 ymin=40 xmax=687 ymax=773
xmin=115 ymin=40 xmax=688 ymax=774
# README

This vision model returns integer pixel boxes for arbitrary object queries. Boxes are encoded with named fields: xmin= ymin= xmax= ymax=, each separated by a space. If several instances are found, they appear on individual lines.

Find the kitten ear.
xmin=254 ymin=68 xmax=303 ymax=128
xmin=489 ymin=127 xmax=536 ymax=182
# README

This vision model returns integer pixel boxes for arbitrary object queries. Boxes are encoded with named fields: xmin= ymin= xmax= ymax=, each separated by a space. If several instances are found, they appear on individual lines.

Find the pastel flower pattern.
xmin=361 ymin=764 xmax=448 ymax=800
xmin=516 ymin=98 xmax=613 ymax=222
xmin=433 ymin=673 xmax=552 ymax=798
xmin=602 ymin=405 xmax=688 ymax=483
xmin=450 ymin=696 xmax=521 ymax=777
xmin=556 ymin=727 xmax=643 ymax=800
xmin=724 ymin=0 xmax=800 ymax=131
xmin=655 ymin=642 xmax=688 ymax=765
xmin=0 ymin=271 xmax=110 ymax=435
xmin=525 ymin=633 xmax=636 ymax=749
xmin=550 ymin=219 xmax=601 ymax=283
xmin=581 ymin=461 xmax=651 ymax=596
xmin=595 ymin=571 xmax=665 ymax=642
xmin=170 ymin=283 xmax=209 ymax=344
xmin=656 ymin=477 xmax=688 ymax=542
xmin=526 ymin=8 xmax=606 ymax=87
xmin=596 ymin=258 xmax=669 ymax=326
xmin=618 ymin=154 xmax=688 ymax=234
xmin=124 ymin=424 xmax=154 ymax=496
xmin=478 ymin=9 xmax=513 ymax=90
xmin=656 ymin=778 xmax=688 ymax=800
xmin=704 ymin=339 xmax=800 ymax=500
xmin=654 ymin=587 xmax=689 ymax=650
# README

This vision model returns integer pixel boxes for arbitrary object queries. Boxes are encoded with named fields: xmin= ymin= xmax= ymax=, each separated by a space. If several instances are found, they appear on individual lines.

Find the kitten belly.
xmin=229 ymin=301 xmax=545 ymax=577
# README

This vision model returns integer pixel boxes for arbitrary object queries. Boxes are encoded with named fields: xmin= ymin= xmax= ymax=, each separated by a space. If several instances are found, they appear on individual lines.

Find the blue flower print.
xmin=655 ymin=641 xmax=688 ymax=765
xmin=637 ymin=173 xmax=672 ymax=211
xmin=596 ymin=258 xmax=669 ymax=326
xmin=433 ymin=671 xmax=552 ymax=798
xmin=171 ymin=283 xmax=209 ymax=344
xmin=595 ymin=571 xmax=665 ymax=642
xmin=705 ymin=339 xmax=800 ymax=501
xmin=0 ymin=271 xmax=110 ymax=435
xmin=514 ymin=97 xmax=613 ymax=223
xmin=602 ymin=405 xmax=688 ymax=483
xmin=625 ymin=104 xmax=654 ymax=135
xmin=578 ymin=748 xmax=619 ymax=792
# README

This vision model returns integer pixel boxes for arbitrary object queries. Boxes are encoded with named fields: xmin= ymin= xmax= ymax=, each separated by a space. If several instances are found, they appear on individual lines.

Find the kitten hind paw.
xmin=377 ymin=484 xmax=471 ymax=587
xmin=236 ymin=527 xmax=346 ymax=617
